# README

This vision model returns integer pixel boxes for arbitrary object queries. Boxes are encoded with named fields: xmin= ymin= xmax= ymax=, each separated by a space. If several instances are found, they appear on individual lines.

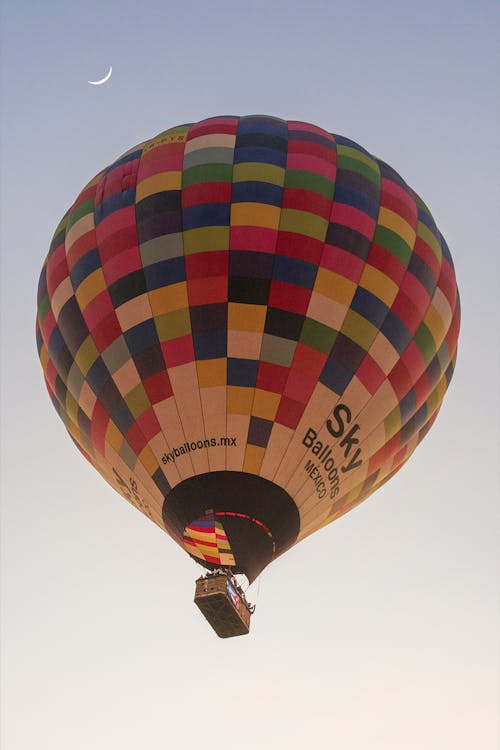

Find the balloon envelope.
xmin=36 ymin=116 xmax=460 ymax=582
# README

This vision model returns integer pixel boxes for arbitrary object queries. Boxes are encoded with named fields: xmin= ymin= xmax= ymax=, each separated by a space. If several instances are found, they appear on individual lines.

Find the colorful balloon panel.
xmin=36 ymin=116 xmax=460 ymax=581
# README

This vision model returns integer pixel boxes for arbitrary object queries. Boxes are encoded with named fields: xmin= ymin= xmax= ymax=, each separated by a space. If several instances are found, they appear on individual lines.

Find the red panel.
xmin=136 ymin=407 xmax=163 ymax=440
xmin=256 ymin=362 xmax=289 ymax=392
xmin=92 ymin=312 xmax=122 ymax=351
xmin=142 ymin=372 xmax=173 ymax=404
xmin=161 ymin=335 xmax=195 ymax=367
xmin=182 ymin=182 xmax=232 ymax=207
xmin=283 ymin=370 xmax=316 ymax=403
xmin=83 ymin=290 xmax=115 ymax=330
xmin=187 ymin=275 xmax=227 ymax=305
xmin=268 ymin=281 xmax=311 ymax=314
xmin=367 ymin=244 xmax=407 ymax=284
xmin=275 ymin=396 xmax=305 ymax=429
xmin=331 ymin=204 xmax=376 ymax=239
xmin=99 ymin=224 xmax=138 ymax=264
xmin=66 ymin=229 xmax=97 ymax=271
xmin=282 ymin=189 xmax=332 ymax=218
xmin=275 ymin=231 xmax=324 ymax=263
xmin=230 ymin=226 xmax=278 ymax=253
xmin=102 ymin=245 xmax=143 ymax=285
xmin=388 ymin=359 xmax=413 ymax=400
xmin=292 ymin=343 xmax=327 ymax=377
xmin=321 ymin=244 xmax=364 ymax=281
xmin=90 ymin=401 xmax=109 ymax=454
xmin=391 ymin=290 xmax=422 ymax=335
xmin=356 ymin=354 xmax=386 ymax=395
xmin=185 ymin=251 xmax=228 ymax=279
xmin=400 ymin=272 xmax=429 ymax=316
xmin=125 ymin=422 xmax=147 ymax=454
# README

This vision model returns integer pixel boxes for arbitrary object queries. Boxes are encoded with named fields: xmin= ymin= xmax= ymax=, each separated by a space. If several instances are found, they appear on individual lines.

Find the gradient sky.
xmin=1 ymin=1 xmax=499 ymax=748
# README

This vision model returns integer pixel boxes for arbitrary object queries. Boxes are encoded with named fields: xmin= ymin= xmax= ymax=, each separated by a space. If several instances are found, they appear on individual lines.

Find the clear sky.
xmin=1 ymin=1 xmax=499 ymax=748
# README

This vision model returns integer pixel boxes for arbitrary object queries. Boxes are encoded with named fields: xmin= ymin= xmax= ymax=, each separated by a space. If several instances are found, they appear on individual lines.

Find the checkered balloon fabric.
xmin=36 ymin=116 xmax=460 ymax=581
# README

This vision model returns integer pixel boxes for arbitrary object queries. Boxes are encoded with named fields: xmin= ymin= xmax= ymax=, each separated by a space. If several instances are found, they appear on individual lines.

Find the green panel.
xmin=300 ymin=317 xmax=338 ymax=354
xmin=155 ymin=309 xmax=192 ymax=341
xmin=125 ymin=383 xmax=150 ymax=419
xmin=182 ymin=163 xmax=233 ymax=187
xmin=373 ymin=225 xmax=412 ymax=266
xmin=279 ymin=208 xmax=328 ymax=241
xmin=233 ymin=162 xmax=285 ymax=185
xmin=66 ymin=199 xmax=94 ymax=230
xmin=284 ymin=169 xmax=335 ymax=198
xmin=414 ymin=322 xmax=436 ymax=364
xmin=37 ymin=294 xmax=51 ymax=323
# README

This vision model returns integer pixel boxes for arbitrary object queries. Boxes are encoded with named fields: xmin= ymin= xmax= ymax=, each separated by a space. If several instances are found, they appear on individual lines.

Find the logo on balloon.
xmin=302 ymin=403 xmax=363 ymax=499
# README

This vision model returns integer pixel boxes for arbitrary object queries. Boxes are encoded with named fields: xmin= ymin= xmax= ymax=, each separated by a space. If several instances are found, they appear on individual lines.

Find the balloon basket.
xmin=194 ymin=571 xmax=254 ymax=638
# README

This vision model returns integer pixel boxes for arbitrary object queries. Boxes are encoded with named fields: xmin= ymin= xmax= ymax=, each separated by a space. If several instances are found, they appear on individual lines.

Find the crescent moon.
xmin=88 ymin=66 xmax=113 ymax=86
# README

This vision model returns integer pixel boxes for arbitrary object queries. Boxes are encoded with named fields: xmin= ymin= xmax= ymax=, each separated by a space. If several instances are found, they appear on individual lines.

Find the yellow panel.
xmin=188 ymin=528 xmax=217 ymax=543
xmin=75 ymin=336 xmax=100 ymax=375
xmin=125 ymin=382 xmax=150 ymax=419
xmin=232 ymin=162 xmax=285 ymax=185
xmin=138 ymin=444 xmax=159 ymax=475
xmin=75 ymin=268 xmax=106 ymax=309
xmin=314 ymin=268 xmax=356 ymax=305
xmin=136 ymin=172 xmax=182 ymax=202
xmin=243 ymin=444 xmax=265 ymax=474
xmin=279 ymin=208 xmax=328 ymax=241
xmin=230 ymin=202 xmax=280 ymax=229
xmin=106 ymin=420 xmax=124 ymax=452
xmin=423 ymin=304 xmax=446 ymax=343
xmin=359 ymin=264 xmax=399 ymax=307
xmin=252 ymin=389 xmax=280 ymax=420
xmin=341 ymin=310 xmax=378 ymax=350
xmin=184 ymin=543 xmax=206 ymax=561
xmin=227 ymin=386 xmax=254 ymax=415
xmin=183 ymin=226 xmax=230 ymax=253
xmin=378 ymin=207 xmax=416 ymax=249
xmin=219 ymin=552 xmax=236 ymax=566
xmin=149 ymin=282 xmax=189 ymax=315
xmin=228 ymin=302 xmax=267 ymax=332
xmin=197 ymin=358 xmax=227 ymax=387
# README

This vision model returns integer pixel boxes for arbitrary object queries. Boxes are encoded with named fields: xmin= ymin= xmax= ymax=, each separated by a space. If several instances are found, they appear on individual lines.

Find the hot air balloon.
xmin=36 ymin=115 xmax=460 ymax=637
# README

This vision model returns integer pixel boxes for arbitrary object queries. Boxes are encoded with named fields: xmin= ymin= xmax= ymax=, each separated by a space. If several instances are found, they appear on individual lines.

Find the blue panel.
xmin=237 ymin=116 xmax=288 ymax=137
xmin=144 ymin=257 xmax=186 ymax=291
xmin=351 ymin=287 xmax=389 ymax=327
xmin=106 ymin=149 xmax=143 ymax=171
xmin=231 ymin=181 xmax=283 ymax=206
xmin=70 ymin=247 xmax=101 ymax=288
xmin=124 ymin=319 xmax=159 ymax=354
xmin=95 ymin=188 xmax=135 ymax=223
xmin=380 ymin=310 xmax=411 ymax=354
xmin=273 ymin=254 xmax=317 ymax=289
xmin=183 ymin=203 xmax=230 ymax=230
xmin=111 ymin=400 xmax=135 ymax=434
xmin=193 ymin=330 xmax=227 ymax=360
xmin=227 ymin=357 xmax=259 ymax=387
xmin=333 ymin=184 xmax=379 ymax=220
xmin=234 ymin=147 xmax=287 ymax=168
xmin=87 ymin=357 xmax=111 ymax=393
xmin=399 ymin=389 xmax=417 ymax=423
xmin=319 ymin=357 xmax=353 ymax=395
